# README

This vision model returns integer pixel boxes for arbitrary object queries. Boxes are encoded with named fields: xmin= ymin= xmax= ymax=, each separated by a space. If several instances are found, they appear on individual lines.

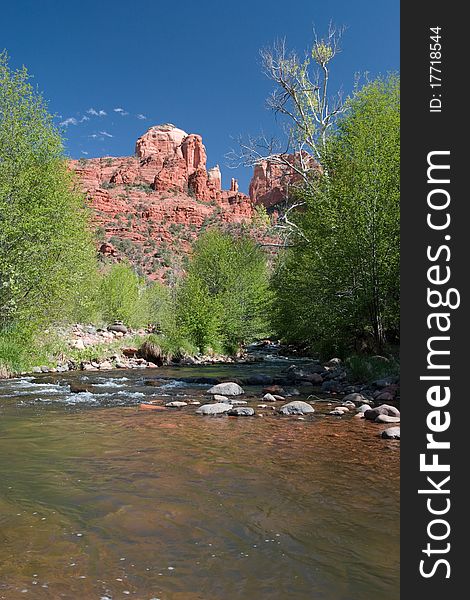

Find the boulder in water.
xmin=381 ymin=427 xmax=400 ymax=439
xmin=196 ymin=403 xmax=232 ymax=415
xmin=207 ymin=382 xmax=244 ymax=396
xmin=279 ymin=401 xmax=315 ymax=415
xmin=228 ymin=407 xmax=255 ymax=417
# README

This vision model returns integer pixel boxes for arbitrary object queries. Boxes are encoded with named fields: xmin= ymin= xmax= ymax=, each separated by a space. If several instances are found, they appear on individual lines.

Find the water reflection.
xmin=0 ymin=369 xmax=399 ymax=599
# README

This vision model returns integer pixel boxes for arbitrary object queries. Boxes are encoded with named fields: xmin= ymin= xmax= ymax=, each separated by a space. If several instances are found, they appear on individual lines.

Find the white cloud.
xmin=81 ymin=151 xmax=89 ymax=155
xmin=60 ymin=117 xmax=78 ymax=127
xmin=99 ymin=131 xmax=113 ymax=138
xmin=87 ymin=108 xmax=107 ymax=116
xmin=137 ymin=113 xmax=147 ymax=120
xmin=90 ymin=134 xmax=99 ymax=139
xmin=80 ymin=115 xmax=90 ymax=123
xmin=114 ymin=107 xmax=128 ymax=115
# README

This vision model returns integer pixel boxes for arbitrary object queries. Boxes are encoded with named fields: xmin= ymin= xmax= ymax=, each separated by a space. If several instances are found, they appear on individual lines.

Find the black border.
xmin=401 ymin=2 xmax=465 ymax=596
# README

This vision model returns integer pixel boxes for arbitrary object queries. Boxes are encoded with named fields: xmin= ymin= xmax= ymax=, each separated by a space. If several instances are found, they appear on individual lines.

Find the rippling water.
xmin=0 ymin=365 xmax=399 ymax=600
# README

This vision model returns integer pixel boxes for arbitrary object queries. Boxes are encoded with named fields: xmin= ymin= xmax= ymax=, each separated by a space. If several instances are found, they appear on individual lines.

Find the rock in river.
xmin=279 ymin=401 xmax=315 ymax=416
xmin=375 ymin=414 xmax=400 ymax=424
xmin=229 ymin=399 xmax=248 ymax=406
xmin=342 ymin=392 xmax=372 ymax=406
xmin=213 ymin=394 xmax=229 ymax=402
xmin=196 ymin=403 xmax=232 ymax=416
xmin=227 ymin=407 xmax=255 ymax=417
xmin=207 ymin=382 xmax=244 ymax=396
xmin=364 ymin=404 xmax=400 ymax=421
xmin=263 ymin=393 xmax=277 ymax=402
xmin=381 ymin=427 xmax=400 ymax=439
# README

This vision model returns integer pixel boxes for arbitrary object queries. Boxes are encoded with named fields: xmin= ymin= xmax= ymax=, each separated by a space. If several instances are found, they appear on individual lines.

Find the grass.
xmin=138 ymin=334 xmax=198 ymax=365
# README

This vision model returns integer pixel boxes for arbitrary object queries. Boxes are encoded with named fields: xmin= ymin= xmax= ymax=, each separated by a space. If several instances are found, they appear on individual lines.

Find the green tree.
xmin=175 ymin=274 xmax=222 ymax=352
xmin=272 ymin=75 xmax=400 ymax=355
xmin=138 ymin=280 xmax=173 ymax=331
xmin=99 ymin=262 xmax=144 ymax=327
xmin=176 ymin=230 xmax=272 ymax=353
xmin=0 ymin=52 xmax=99 ymax=334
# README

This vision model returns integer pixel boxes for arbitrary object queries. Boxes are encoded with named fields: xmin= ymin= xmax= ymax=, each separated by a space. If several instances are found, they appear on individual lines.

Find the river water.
xmin=0 ymin=360 xmax=399 ymax=600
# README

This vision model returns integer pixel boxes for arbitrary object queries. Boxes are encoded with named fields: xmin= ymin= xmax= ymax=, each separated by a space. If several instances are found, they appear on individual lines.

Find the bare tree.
xmin=227 ymin=23 xmax=348 ymax=242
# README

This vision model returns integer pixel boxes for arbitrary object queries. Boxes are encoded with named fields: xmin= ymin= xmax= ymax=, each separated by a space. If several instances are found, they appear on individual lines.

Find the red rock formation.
xmin=71 ymin=124 xmax=271 ymax=281
xmin=249 ymin=153 xmax=320 ymax=208
xmin=135 ymin=123 xmax=187 ymax=160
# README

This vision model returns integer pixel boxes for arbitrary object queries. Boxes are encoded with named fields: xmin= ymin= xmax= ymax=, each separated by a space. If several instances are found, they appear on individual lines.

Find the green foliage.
xmin=138 ymin=281 xmax=172 ymax=329
xmin=0 ymin=52 xmax=99 ymax=338
xmin=252 ymin=204 xmax=271 ymax=227
xmin=99 ymin=263 xmax=143 ymax=327
xmin=176 ymin=230 xmax=272 ymax=353
xmin=0 ymin=324 xmax=34 ymax=372
xmin=272 ymin=75 xmax=400 ymax=355
xmin=138 ymin=333 xmax=198 ymax=364
xmin=98 ymin=263 xmax=173 ymax=330
xmin=175 ymin=274 xmax=222 ymax=352
xmin=346 ymin=354 xmax=400 ymax=384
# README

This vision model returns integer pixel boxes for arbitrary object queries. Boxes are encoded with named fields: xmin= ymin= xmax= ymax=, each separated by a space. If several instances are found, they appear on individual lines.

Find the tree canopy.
xmin=0 ymin=51 xmax=98 ymax=333
xmin=272 ymin=75 xmax=400 ymax=355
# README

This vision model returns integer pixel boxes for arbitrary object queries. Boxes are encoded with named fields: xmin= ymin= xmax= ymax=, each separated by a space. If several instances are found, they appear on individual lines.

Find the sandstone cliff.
xmin=71 ymin=124 xmax=264 ymax=281
xmin=248 ymin=152 xmax=320 ymax=208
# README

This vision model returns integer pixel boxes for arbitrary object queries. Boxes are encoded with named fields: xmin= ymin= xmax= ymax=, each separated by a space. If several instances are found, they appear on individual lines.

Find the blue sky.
xmin=2 ymin=0 xmax=399 ymax=192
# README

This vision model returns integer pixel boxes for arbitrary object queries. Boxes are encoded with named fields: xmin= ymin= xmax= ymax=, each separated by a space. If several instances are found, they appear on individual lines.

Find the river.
xmin=0 ymin=359 xmax=399 ymax=600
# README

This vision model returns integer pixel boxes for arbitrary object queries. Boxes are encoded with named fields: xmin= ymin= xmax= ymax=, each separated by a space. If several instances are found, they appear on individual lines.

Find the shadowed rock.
xmin=381 ymin=427 xmax=400 ymax=439
xmin=227 ymin=407 xmax=255 ymax=417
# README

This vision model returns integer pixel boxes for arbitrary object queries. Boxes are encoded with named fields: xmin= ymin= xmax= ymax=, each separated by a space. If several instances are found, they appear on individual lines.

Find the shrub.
xmin=99 ymin=263 xmax=144 ymax=327
xmin=175 ymin=230 xmax=272 ymax=353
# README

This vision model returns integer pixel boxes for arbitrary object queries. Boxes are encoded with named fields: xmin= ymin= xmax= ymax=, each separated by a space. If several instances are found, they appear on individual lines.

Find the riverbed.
xmin=0 ymin=361 xmax=399 ymax=600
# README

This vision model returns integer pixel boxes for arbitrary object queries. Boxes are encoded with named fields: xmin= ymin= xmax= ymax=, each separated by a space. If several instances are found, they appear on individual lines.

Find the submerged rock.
xmin=227 ymin=407 xmax=255 ymax=417
xmin=229 ymin=399 xmax=248 ymax=406
xmin=207 ymin=382 xmax=244 ymax=396
xmin=279 ymin=401 xmax=315 ymax=415
xmin=381 ymin=427 xmax=400 ymax=439
xmin=242 ymin=374 xmax=274 ymax=385
xmin=263 ymin=385 xmax=286 ymax=394
xmin=69 ymin=383 xmax=94 ymax=394
xmin=196 ymin=402 xmax=232 ymax=415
